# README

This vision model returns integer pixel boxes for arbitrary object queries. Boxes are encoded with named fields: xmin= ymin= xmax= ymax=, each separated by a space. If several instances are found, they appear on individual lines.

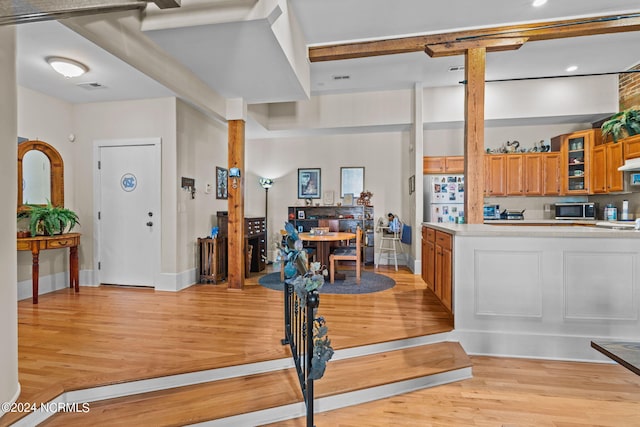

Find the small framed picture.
xmin=343 ymin=193 xmax=354 ymax=206
xmin=323 ymin=190 xmax=335 ymax=205
xmin=631 ymin=173 xmax=640 ymax=186
xmin=298 ymin=210 xmax=305 ymax=219
xmin=216 ymin=166 xmax=228 ymax=199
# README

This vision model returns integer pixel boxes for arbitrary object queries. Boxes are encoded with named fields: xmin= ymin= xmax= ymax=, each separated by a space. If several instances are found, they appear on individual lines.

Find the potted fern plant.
xmin=21 ymin=200 xmax=80 ymax=236
xmin=601 ymin=107 xmax=640 ymax=143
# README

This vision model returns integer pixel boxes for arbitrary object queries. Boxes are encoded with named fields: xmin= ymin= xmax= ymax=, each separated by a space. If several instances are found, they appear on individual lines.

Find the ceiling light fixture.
xmin=566 ymin=65 xmax=578 ymax=72
xmin=532 ymin=0 xmax=547 ymax=7
xmin=46 ymin=56 xmax=89 ymax=78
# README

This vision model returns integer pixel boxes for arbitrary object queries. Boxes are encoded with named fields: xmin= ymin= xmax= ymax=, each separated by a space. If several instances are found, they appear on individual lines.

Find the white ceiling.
xmin=13 ymin=0 xmax=640 ymax=109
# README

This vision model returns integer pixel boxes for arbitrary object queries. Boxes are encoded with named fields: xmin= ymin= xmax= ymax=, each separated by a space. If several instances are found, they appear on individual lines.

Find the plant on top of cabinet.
xmin=601 ymin=107 xmax=640 ymax=143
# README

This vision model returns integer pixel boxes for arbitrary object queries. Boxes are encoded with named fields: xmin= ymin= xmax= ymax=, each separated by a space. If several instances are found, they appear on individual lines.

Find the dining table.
xmin=298 ymin=231 xmax=355 ymax=280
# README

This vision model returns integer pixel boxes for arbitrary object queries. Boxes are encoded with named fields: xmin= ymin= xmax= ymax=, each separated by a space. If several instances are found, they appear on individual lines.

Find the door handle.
xmin=146 ymin=221 xmax=153 ymax=227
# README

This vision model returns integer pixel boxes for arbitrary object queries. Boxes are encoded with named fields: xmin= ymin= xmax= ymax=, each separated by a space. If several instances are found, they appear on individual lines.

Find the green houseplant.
xmin=21 ymin=200 xmax=80 ymax=236
xmin=601 ymin=107 xmax=640 ymax=143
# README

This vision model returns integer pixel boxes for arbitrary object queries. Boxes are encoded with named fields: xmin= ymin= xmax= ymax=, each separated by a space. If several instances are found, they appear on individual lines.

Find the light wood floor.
xmin=5 ymin=265 xmax=640 ymax=426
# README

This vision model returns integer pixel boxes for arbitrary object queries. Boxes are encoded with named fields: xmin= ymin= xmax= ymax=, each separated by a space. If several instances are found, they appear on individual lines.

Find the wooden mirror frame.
xmin=17 ymin=140 xmax=64 ymax=211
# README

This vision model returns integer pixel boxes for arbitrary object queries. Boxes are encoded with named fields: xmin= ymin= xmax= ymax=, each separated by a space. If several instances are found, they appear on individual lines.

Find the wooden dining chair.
xmin=329 ymin=226 xmax=362 ymax=284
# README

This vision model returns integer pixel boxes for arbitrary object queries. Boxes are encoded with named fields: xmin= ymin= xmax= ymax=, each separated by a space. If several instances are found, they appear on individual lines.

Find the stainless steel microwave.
xmin=555 ymin=202 xmax=597 ymax=220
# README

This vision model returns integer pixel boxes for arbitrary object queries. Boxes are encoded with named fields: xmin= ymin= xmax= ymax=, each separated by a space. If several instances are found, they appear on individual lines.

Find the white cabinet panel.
xmin=564 ymin=252 xmax=636 ymax=320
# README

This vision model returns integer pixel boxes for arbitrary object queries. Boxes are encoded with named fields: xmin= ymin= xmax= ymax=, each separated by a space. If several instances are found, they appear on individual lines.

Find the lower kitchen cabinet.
xmin=422 ymin=226 xmax=453 ymax=313
xmin=421 ymin=227 xmax=435 ymax=292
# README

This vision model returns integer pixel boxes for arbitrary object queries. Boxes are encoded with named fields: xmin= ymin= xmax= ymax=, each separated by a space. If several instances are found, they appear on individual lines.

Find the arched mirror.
xmin=17 ymin=140 xmax=64 ymax=211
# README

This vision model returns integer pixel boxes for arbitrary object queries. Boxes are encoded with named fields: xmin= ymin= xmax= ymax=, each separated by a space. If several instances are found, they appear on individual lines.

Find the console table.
xmin=17 ymin=233 xmax=80 ymax=304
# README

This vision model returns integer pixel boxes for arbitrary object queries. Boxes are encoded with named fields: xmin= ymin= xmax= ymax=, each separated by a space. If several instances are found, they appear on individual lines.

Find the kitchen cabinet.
xmin=555 ymin=129 xmax=597 ymax=194
xmin=591 ymin=145 xmax=607 ymax=193
xmin=488 ymin=153 xmax=552 ymax=196
xmin=423 ymin=156 xmax=464 ymax=174
xmin=591 ymin=142 xmax=624 ymax=193
xmin=542 ymin=152 xmax=562 ymax=195
xmin=421 ymin=227 xmax=435 ymax=292
xmin=422 ymin=226 xmax=452 ymax=313
xmin=505 ymin=153 xmax=544 ymax=196
xmin=485 ymin=155 xmax=506 ymax=196
xmin=624 ymin=134 xmax=640 ymax=159
xmin=435 ymin=230 xmax=453 ymax=312
xmin=505 ymin=155 xmax=523 ymax=195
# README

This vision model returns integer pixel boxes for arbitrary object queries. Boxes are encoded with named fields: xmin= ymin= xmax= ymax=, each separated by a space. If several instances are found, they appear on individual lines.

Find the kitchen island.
xmin=422 ymin=222 xmax=640 ymax=362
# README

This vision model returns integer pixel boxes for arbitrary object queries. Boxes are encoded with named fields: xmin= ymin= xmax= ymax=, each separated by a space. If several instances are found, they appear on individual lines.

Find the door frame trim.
xmin=92 ymin=138 xmax=162 ymax=287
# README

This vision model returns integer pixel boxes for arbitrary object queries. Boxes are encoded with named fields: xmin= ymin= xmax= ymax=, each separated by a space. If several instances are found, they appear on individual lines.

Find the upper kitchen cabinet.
xmin=423 ymin=156 xmax=464 ymax=174
xmin=485 ymin=155 xmax=506 ymax=196
xmin=487 ymin=152 xmax=558 ymax=197
xmin=624 ymin=134 xmax=640 ymax=159
xmin=591 ymin=141 xmax=624 ymax=193
xmin=552 ymin=129 xmax=598 ymax=195
xmin=542 ymin=152 xmax=562 ymax=195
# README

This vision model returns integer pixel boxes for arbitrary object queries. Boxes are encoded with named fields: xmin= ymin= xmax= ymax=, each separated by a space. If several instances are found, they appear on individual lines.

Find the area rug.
xmin=258 ymin=271 xmax=395 ymax=295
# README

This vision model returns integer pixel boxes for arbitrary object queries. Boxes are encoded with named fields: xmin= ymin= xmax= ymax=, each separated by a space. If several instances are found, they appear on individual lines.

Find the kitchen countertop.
xmin=423 ymin=222 xmax=640 ymax=238
xmin=484 ymin=219 xmax=598 ymax=225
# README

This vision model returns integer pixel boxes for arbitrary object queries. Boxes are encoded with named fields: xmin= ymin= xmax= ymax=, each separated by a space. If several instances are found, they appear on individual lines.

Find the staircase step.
xmin=40 ymin=341 xmax=472 ymax=427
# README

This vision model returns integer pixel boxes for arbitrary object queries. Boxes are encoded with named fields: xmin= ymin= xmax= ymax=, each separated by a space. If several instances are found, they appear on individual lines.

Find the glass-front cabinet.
xmin=561 ymin=129 xmax=598 ymax=194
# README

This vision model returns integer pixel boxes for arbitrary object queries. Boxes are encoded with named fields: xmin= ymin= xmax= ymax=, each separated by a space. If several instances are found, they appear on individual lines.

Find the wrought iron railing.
xmin=282 ymin=279 xmax=318 ymax=427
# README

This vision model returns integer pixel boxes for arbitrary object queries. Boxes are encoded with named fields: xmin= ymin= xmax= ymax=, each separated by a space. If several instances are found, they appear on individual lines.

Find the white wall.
xmin=266 ymin=89 xmax=413 ymax=130
xmin=175 ymin=99 xmax=228 ymax=273
xmin=247 ymin=131 xmax=407 ymax=259
xmin=16 ymin=87 xmax=74 ymax=281
xmin=424 ymin=122 xmax=596 ymax=156
xmin=71 ymin=97 xmax=178 ymax=276
xmin=422 ymin=75 xmax=619 ymax=124
xmin=0 ymin=25 xmax=20 ymax=414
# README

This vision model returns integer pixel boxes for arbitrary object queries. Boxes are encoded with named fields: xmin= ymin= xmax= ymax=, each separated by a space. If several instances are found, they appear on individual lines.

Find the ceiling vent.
xmin=448 ymin=66 xmax=464 ymax=72
xmin=77 ymin=82 xmax=107 ymax=90
xmin=332 ymin=75 xmax=351 ymax=80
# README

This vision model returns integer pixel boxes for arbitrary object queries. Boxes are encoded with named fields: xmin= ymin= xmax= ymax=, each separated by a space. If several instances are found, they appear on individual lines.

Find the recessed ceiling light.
xmin=532 ymin=0 xmax=547 ymax=7
xmin=566 ymin=65 xmax=578 ymax=72
xmin=46 ymin=56 xmax=89 ymax=78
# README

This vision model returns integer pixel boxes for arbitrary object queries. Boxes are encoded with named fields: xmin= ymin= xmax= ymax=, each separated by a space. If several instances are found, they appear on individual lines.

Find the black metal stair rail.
xmin=282 ymin=279 xmax=319 ymax=427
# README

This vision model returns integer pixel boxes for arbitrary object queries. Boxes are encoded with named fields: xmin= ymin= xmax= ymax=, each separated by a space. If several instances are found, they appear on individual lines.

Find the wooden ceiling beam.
xmin=309 ymin=13 xmax=640 ymax=62
xmin=425 ymin=37 xmax=528 ymax=58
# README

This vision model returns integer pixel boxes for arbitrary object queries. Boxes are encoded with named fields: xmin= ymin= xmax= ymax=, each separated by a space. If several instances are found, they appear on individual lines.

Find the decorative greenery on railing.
xmin=279 ymin=222 xmax=334 ymax=380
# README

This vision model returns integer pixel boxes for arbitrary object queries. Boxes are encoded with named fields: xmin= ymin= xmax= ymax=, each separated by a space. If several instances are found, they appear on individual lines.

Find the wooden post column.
xmin=227 ymin=119 xmax=245 ymax=290
xmin=464 ymin=47 xmax=486 ymax=224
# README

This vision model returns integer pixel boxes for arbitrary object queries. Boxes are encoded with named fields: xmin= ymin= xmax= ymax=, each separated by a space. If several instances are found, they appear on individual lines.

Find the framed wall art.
xmin=298 ymin=168 xmax=321 ymax=199
xmin=216 ymin=166 xmax=228 ymax=199
xmin=340 ymin=167 xmax=364 ymax=198
xmin=323 ymin=190 xmax=335 ymax=205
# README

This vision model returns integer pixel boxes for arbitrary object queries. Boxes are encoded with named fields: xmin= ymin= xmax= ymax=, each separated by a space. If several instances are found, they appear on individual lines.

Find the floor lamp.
xmin=259 ymin=178 xmax=274 ymax=264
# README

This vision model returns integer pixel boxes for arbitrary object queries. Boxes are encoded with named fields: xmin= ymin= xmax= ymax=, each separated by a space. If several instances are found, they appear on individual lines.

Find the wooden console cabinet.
xmin=217 ymin=213 xmax=266 ymax=273
xmin=17 ymin=233 xmax=80 ymax=304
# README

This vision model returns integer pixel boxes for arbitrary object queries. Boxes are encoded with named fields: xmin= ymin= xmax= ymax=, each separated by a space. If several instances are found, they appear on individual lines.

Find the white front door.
xmin=95 ymin=139 xmax=161 ymax=286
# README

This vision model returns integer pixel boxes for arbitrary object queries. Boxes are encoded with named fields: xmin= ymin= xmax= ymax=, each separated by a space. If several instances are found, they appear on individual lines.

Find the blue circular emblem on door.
xmin=121 ymin=173 xmax=137 ymax=192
